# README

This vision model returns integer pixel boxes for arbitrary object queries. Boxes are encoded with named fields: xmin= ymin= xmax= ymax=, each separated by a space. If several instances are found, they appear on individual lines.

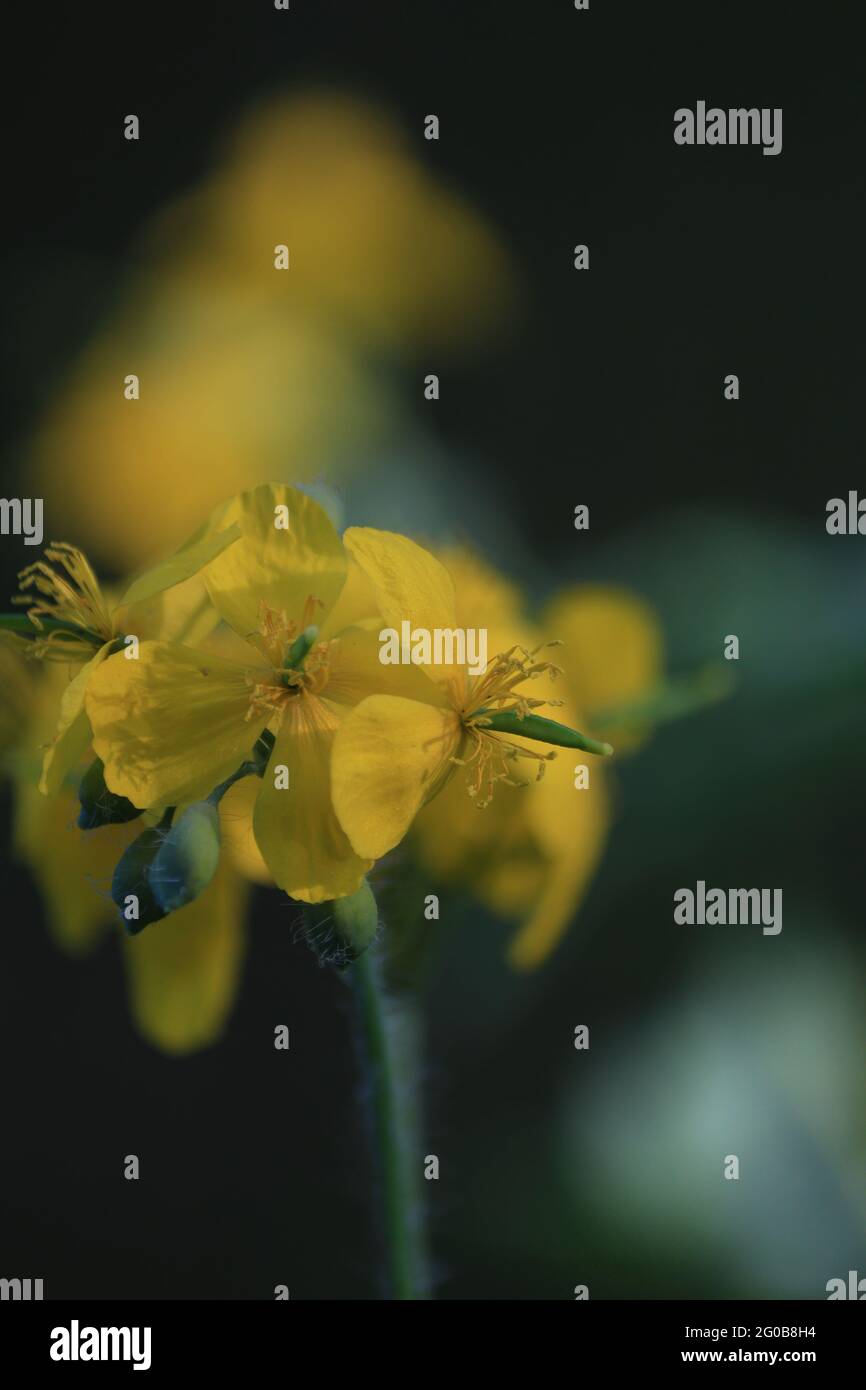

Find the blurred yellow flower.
xmin=155 ymin=92 xmax=514 ymax=351
xmin=120 ymin=858 xmax=248 ymax=1056
xmin=32 ymin=302 xmax=388 ymax=570
xmin=541 ymin=585 xmax=663 ymax=754
xmin=29 ymin=92 xmax=515 ymax=569
xmin=1 ymin=649 xmax=130 ymax=949
xmin=3 ymin=655 xmax=249 ymax=1053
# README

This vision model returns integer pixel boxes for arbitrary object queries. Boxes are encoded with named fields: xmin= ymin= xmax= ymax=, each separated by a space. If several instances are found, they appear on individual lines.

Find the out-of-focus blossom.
xmin=153 ymin=92 xmax=514 ymax=352
xmin=541 ymin=585 xmax=663 ymax=754
xmin=30 ymin=92 xmax=515 ymax=568
xmin=2 ymin=654 xmax=250 ymax=1053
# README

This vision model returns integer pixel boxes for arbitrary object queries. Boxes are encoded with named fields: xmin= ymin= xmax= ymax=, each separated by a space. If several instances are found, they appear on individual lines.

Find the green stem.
xmin=206 ymin=730 xmax=275 ymax=805
xmin=206 ymin=764 xmax=255 ymax=806
xmin=350 ymin=947 xmax=430 ymax=1300
xmin=480 ymin=708 xmax=613 ymax=757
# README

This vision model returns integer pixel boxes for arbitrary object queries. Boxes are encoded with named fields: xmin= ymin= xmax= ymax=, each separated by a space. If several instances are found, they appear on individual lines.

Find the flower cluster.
xmin=2 ymin=482 xmax=663 ymax=1049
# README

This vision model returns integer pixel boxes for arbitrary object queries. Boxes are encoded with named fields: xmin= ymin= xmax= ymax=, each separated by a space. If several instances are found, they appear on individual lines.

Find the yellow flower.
xmin=85 ymin=485 xmax=431 ymax=903
xmin=32 ymin=305 xmax=387 ymax=570
xmin=331 ymin=539 xmax=661 ymax=968
xmin=29 ymin=93 xmax=515 ymax=570
xmin=8 ymin=523 xmax=239 ymax=796
xmin=158 ymin=92 xmax=514 ymax=351
xmin=331 ymin=530 xmax=575 ymax=849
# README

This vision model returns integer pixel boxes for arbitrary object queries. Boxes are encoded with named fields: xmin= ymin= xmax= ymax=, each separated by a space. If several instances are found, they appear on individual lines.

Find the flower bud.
xmin=111 ymin=824 xmax=169 ymax=936
xmin=78 ymin=756 xmax=142 ymax=830
xmin=302 ymin=879 xmax=379 ymax=970
xmin=149 ymin=801 xmax=220 ymax=913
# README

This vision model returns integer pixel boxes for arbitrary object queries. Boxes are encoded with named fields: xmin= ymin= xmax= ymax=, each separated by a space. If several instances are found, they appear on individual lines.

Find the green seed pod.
xmin=78 ymin=757 xmax=143 ymax=830
xmin=479 ymin=709 xmax=613 ymax=757
xmin=111 ymin=823 xmax=170 ymax=936
xmin=150 ymin=801 xmax=220 ymax=913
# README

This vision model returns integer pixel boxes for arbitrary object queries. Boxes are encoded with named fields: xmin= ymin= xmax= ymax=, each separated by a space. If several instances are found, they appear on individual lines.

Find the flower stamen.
xmin=244 ymin=597 xmax=333 ymax=723
xmin=452 ymin=640 xmax=565 ymax=806
xmin=12 ymin=543 xmax=114 ymax=659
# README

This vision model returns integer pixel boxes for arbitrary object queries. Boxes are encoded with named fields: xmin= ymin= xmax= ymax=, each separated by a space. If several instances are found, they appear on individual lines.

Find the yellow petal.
xmin=542 ymin=586 xmax=662 ymax=750
xmin=319 ymin=556 xmax=379 ymax=638
xmin=203 ymin=483 xmax=346 ymax=640
xmin=343 ymin=527 xmax=465 ymax=697
xmin=39 ymin=642 xmax=114 ymax=795
xmin=117 ymin=519 xmax=240 ymax=610
xmin=86 ymin=642 xmax=261 ymax=808
xmin=219 ymin=773 xmax=272 ymax=884
xmin=14 ymin=785 xmax=135 ymax=953
xmin=123 ymin=861 xmax=248 ymax=1054
xmin=253 ymin=696 xmax=372 ymax=903
xmin=331 ymin=694 xmax=461 ymax=859
xmin=324 ymin=625 xmax=448 ymax=708
xmin=413 ymin=770 xmax=544 ymax=907
xmin=412 ymin=718 xmax=605 ymax=966
xmin=116 ymin=572 xmax=220 ymax=647
xmin=508 ymin=745 xmax=610 ymax=969
xmin=0 ymin=643 xmax=35 ymax=757
xmin=437 ymin=544 xmax=524 ymax=630
xmin=506 ymin=848 xmax=605 ymax=971
xmin=188 ymin=93 xmax=514 ymax=350
xmin=478 ymin=853 xmax=546 ymax=917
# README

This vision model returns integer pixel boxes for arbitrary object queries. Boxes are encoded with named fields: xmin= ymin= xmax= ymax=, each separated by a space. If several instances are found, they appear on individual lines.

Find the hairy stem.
xmin=350 ymin=947 xmax=430 ymax=1300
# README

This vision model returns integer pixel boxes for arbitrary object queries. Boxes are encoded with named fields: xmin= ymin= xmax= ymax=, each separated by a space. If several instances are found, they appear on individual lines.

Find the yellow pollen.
xmin=244 ymin=596 xmax=333 ymax=724
xmin=452 ymin=640 xmax=564 ymax=807
xmin=13 ymin=542 xmax=114 ymax=660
